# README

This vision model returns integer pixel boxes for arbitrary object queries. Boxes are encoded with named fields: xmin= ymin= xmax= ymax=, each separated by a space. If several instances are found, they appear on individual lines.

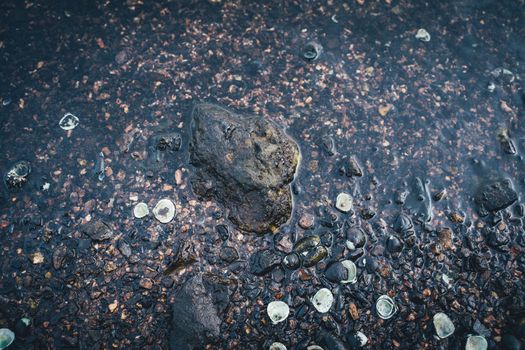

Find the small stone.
xmin=475 ymin=178 xmax=517 ymax=216
xmin=415 ymin=28 xmax=431 ymax=42
xmin=311 ymin=288 xmax=334 ymax=313
xmin=133 ymin=202 xmax=149 ymax=218
xmin=52 ymin=246 xmax=68 ymax=269
xmin=282 ymin=253 xmax=301 ymax=270
xmin=30 ymin=252 xmax=44 ymax=264
xmin=117 ymin=240 xmax=132 ymax=258
xmin=250 ymin=249 xmax=281 ymax=275
xmin=336 ymin=193 xmax=353 ymax=213
xmin=378 ymin=103 xmax=393 ymax=116
xmin=501 ymin=335 xmax=521 ymax=350
xmin=139 ymin=278 xmax=153 ymax=289
xmin=299 ymin=213 xmax=315 ymax=229
xmin=267 ymin=301 xmax=290 ymax=324
xmin=152 ymin=198 xmax=175 ymax=223
xmin=433 ymin=312 xmax=455 ymax=339
xmin=349 ymin=302 xmax=359 ymax=320
xmin=219 ymin=246 xmax=239 ymax=263
xmin=108 ymin=300 xmax=118 ymax=313
xmin=83 ymin=220 xmax=114 ymax=241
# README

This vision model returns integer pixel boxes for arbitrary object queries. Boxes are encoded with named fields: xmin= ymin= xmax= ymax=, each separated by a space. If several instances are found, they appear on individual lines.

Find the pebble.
xmin=433 ymin=312 xmax=455 ymax=339
xmin=133 ymin=202 xmax=149 ymax=219
xmin=219 ymin=246 xmax=239 ymax=263
xmin=311 ymin=288 xmax=334 ymax=313
xmin=108 ymin=300 xmax=118 ymax=313
xmin=30 ymin=252 xmax=44 ymax=264
xmin=152 ymin=198 xmax=175 ymax=223
xmin=249 ymin=250 xmax=281 ymax=275
xmin=299 ymin=213 xmax=315 ymax=229
xmin=415 ymin=28 xmax=431 ymax=42
xmin=336 ymin=193 xmax=353 ymax=213
xmin=139 ymin=278 xmax=153 ymax=289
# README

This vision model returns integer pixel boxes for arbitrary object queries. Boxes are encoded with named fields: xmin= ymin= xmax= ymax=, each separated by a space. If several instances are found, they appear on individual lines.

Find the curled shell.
xmin=376 ymin=295 xmax=397 ymax=320
xmin=311 ymin=288 xmax=334 ymax=313
xmin=267 ymin=301 xmax=289 ymax=324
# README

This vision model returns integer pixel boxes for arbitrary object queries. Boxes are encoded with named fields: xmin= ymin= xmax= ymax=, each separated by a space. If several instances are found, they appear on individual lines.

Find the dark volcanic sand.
xmin=0 ymin=0 xmax=524 ymax=349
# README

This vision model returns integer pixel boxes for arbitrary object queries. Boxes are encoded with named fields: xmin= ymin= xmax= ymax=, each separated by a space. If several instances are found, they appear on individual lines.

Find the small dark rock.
xmin=319 ymin=331 xmax=351 ymax=350
xmin=216 ymin=224 xmax=230 ymax=241
xmin=52 ymin=245 xmax=68 ymax=269
xmin=82 ymin=220 xmax=113 ymax=241
xmin=339 ymin=156 xmax=363 ymax=178
xmin=170 ymin=273 xmax=236 ymax=350
xmin=249 ymin=249 xmax=281 ymax=275
xmin=501 ymin=335 xmax=522 ymax=350
xmin=117 ymin=240 xmax=132 ymax=258
xmin=345 ymin=226 xmax=367 ymax=250
xmin=282 ymin=252 xmax=301 ymax=270
xmin=475 ymin=178 xmax=518 ymax=216
xmin=386 ymin=235 xmax=403 ymax=254
xmin=301 ymin=245 xmax=328 ymax=267
xmin=219 ymin=246 xmax=239 ymax=263
xmin=164 ymin=241 xmax=197 ymax=275
xmin=294 ymin=235 xmax=321 ymax=253
xmin=325 ymin=262 xmax=349 ymax=283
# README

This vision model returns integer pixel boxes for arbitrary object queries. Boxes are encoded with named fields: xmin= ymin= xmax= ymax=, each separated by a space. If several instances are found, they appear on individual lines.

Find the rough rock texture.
xmin=189 ymin=103 xmax=300 ymax=233
xmin=475 ymin=178 xmax=518 ymax=216
xmin=170 ymin=273 xmax=236 ymax=350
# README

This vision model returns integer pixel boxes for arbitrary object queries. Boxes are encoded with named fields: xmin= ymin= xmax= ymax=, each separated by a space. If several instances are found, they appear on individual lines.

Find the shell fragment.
xmin=311 ymin=288 xmax=334 ymax=313
xmin=59 ymin=112 xmax=79 ymax=130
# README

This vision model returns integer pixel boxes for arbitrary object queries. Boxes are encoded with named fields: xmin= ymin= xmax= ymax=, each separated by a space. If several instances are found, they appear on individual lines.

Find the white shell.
xmin=336 ymin=193 xmax=353 ymax=213
xmin=311 ymin=288 xmax=334 ymax=313
xmin=133 ymin=202 xmax=149 ymax=219
xmin=152 ymin=198 xmax=175 ymax=223
xmin=59 ymin=112 xmax=79 ymax=130
xmin=415 ymin=28 xmax=431 ymax=42
xmin=306 ymin=346 xmax=324 ymax=350
xmin=0 ymin=328 xmax=15 ymax=350
xmin=340 ymin=260 xmax=357 ymax=284
xmin=433 ymin=312 xmax=455 ymax=339
xmin=376 ymin=295 xmax=397 ymax=320
xmin=356 ymin=331 xmax=368 ymax=346
xmin=267 ymin=301 xmax=289 ymax=324
xmin=465 ymin=335 xmax=488 ymax=350
xmin=269 ymin=342 xmax=287 ymax=350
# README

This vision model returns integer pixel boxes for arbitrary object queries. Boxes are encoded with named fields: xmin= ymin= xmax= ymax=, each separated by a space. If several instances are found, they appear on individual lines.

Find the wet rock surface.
xmin=475 ymin=178 xmax=518 ymax=216
xmin=170 ymin=273 xmax=235 ymax=350
xmin=0 ymin=0 xmax=524 ymax=349
xmin=190 ymin=103 xmax=299 ymax=234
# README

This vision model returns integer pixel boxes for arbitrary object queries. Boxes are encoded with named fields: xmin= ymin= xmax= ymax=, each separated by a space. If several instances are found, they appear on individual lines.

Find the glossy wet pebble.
xmin=282 ymin=252 xmax=300 ymax=270
xmin=433 ymin=312 xmax=455 ymax=339
xmin=153 ymin=198 xmax=175 ymax=223
xmin=250 ymin=249 xmax=281 ymax=275
xmin=336 ymin=193 xmax=353 ymax=213
xmin=324 ymin=260 xmax=357 ymax=284
xmin=133 ymin=202 xmax=149 ymax=218
xmin=267 ymin=301 xmax=289 ymax=324
xmin=345 ymin=226 xmax=366 ymax=250
xmin=311 ymin=288 xmax=334 ymax=313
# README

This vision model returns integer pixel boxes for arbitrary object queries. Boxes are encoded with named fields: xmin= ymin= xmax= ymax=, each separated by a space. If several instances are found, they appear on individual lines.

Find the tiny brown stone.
xmin=139 ymin=278 xmax=153 ymax=289
xmin=298 ymin=212 xmax=315 ymax=229
xmin=349 ymin=302 xmax=359 ymax=320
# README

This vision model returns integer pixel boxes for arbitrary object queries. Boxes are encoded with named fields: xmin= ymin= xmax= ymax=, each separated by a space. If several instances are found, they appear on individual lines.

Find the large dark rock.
xmin=170 ymin=273 xmax=236 ymax=350
xmin=189 ymin=103 xmax=300 ymax=234
xmin=475 ymin=178 xmax=518 ymax=216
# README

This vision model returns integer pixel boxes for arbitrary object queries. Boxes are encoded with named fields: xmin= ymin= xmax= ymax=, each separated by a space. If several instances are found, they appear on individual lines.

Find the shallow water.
xmin=1 ymin=0 xmax=524 ymax=349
